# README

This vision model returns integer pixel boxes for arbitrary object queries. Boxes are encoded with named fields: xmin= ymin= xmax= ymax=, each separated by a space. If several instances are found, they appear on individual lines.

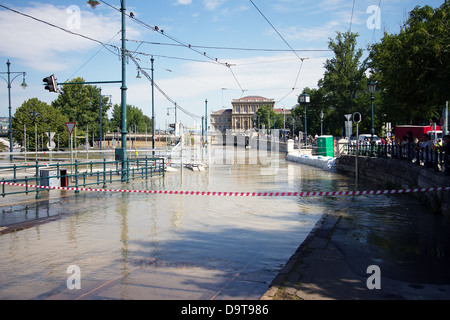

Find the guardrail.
xmin=345 ymin=142 xmax=449 ymax=174
xmin=0 ymin=157 xmax=165 ymax=199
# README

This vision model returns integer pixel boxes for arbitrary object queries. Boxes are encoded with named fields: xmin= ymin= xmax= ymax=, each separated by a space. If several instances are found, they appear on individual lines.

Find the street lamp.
xmin=205 ymin=99 xmax=208 ymax=144
xmin=299 ymin=93 xmax=310 ymax=146
xmin=1 ymin=60 xmax=28 ymax=161
xmin=135 ymin=56 xmax=156 ymax=156
xmin=87 ymin=1 xmax=100 ymax=9
xmin=88 ymin=0 xmax=128 ymax=181
xmin=368 ymin=79 xmax=377 ymax=151
xmin=320 ymin=111 xmax=324 ymax=136
xmin=252 ymin=113 xmax=259 ymax=131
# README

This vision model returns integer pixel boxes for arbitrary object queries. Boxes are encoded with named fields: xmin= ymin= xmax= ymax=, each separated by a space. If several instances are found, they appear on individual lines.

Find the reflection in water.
xmin=0 ymin=147 xmax=448 ymax=299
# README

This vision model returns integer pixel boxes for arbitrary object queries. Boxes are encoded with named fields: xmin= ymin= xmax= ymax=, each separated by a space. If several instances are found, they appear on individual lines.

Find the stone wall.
xmin=337 ymin=155 xmax=450 ymax=215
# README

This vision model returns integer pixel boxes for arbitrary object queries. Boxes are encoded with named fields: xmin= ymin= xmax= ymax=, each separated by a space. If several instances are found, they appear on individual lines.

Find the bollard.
xmin=103 ymin=159 xmax=107 ymax=188
xmin=35 ymin=161 xmax=41 ymax=199
xmin=75 ymin=160 xmax=80 ymax=194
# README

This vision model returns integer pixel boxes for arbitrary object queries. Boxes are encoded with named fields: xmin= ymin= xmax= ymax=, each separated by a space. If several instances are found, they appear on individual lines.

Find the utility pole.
xmin=120 ymin=0 xmax=128 ymax=182
xmin=0 ymin=60 xmax=27 ymax=161
xmin=99 ymin=87 xmax=102 ymax=150
xmin=151 ymin=56 xmax=155 ymax=156
xmin=205 ymin=99 xmax=208 ymax=145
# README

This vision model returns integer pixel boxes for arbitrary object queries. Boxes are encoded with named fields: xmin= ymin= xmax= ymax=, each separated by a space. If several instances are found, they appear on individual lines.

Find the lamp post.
xmin=320 ymin=111 xmax=324 ymax=136
xmin=299 ymin=93 xmax=310 ymax=146
xmin=252 ymin=114 xmax=259 ymax=131
xmin=167 ymin=104 xmax=177 ymax=130
xmin=368 ymin=79 xmax=377 ymax=154
xmin=88 ymin=0 xmax=128 ymax=181
xmin=205 ymin=99 xmax=208 ymax=144
xmin=136 ymin=56 xmax=156 ymax=156
xmin=0 ymin=60 xmax=27 ymax=161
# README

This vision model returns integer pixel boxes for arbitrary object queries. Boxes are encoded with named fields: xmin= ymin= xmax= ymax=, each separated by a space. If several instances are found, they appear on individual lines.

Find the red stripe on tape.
xmin=1 ymin=182 xmax=449 ymax=198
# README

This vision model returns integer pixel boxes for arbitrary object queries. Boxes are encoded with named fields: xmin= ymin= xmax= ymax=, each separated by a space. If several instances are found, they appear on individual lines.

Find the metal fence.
xmin=345 ymin=142 xmax=449 ymax=174
xmin=1 ymin=157 xmax=165 ymax=198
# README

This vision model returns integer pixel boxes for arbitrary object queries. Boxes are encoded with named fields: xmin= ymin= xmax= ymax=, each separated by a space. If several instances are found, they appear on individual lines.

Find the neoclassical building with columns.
xmin=211 ymin=96 xmax=276 ymax=132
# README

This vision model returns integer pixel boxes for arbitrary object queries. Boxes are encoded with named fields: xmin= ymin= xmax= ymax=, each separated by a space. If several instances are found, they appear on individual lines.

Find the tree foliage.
xmin=291 ymin=32 xmax=373 ymax=137
xmin=109 ymin=104 xmax=153 ymax=133
xmin=255 ymin=105 xmax=276 ymax=130
xmin=12 ymin=98 xmax=69 ymax=149
xmin=10 ymin=77 xmax=152 ymax=149
xmin=51 ymin=77 xmax=112 ymax=139
xmin=369 ymin=2 xmax=449 ymax=125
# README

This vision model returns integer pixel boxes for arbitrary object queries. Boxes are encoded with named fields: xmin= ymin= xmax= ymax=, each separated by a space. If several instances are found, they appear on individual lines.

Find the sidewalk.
xmin=261 ymin=211 xmax=450 ymax=300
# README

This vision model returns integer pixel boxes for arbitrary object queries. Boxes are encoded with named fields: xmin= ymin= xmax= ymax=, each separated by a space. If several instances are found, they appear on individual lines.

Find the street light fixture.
xmin=88 ymin=0 xmax=128 ymax=181
xmin=87 ymin=1 xmax=100 ymax=9
xmin=135 ymin=57 xmax=156 ymax=156
xmin=1 ymin=60 xmax=28 ymax=161
xmin=320 ymin=111 xmax=324 ymax=136
xmin=136 ymin=70 xmax=142 ymax=79
xmin=252 ymin=113 xmax=259 ymax=130
xmin=299 ymin=93 xmax=310 ymax=146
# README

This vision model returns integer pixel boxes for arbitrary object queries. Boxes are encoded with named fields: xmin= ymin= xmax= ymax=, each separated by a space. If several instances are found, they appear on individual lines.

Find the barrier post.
xmin=103 ymin=159 xmax=107 ymax=188
xmin=35 ymin=161 xmax=41 ymax=199
xmin=75 ymin=160 xmax=80 ymax=194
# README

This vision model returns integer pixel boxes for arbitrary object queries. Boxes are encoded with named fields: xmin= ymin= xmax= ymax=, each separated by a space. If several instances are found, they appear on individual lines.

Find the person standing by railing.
xmin=442 ymin=135 xmax=450 ymax=176
xmin=417 ymin=134 xmax=434 ymax=168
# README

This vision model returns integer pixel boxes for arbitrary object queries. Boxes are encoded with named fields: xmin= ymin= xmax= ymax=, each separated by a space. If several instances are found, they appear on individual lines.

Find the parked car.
xmin=358 ymin=134 xmax=381 ymax=145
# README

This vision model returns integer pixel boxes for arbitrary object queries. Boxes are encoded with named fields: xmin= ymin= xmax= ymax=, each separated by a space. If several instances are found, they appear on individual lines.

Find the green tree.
xmin=255 ymin=105 xmax=276 ymax=130
xmin=51 ymin=77 xmax=112 ymax=141
xmin=320 ymin=31 xmax=372 ymax=136
xmin=290 ymin=87 xmax=327 ymax=136
xmin=12 ymin=98 xmax=69 ymax=149
xmin=369 ymin=2 xmax=449 ymax=125
xmin=109 ymin=104 xmax=152 ymax=133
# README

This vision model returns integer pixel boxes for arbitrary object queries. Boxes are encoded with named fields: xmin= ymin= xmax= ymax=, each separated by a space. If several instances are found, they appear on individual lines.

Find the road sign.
xmin=65 ymin=122 xmax=76 ymax=136
xmin=46 ymin=132 xmax=56 ymax=150
xmin=353 ymin=112 xmax=362 ymax=123
xmin=345 ymin=121 xmax=353 ymax=138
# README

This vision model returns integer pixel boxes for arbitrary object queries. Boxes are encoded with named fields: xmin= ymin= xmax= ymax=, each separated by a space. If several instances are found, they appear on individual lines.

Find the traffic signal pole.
xmin=120 ymin=0 xmax=128 ymax=182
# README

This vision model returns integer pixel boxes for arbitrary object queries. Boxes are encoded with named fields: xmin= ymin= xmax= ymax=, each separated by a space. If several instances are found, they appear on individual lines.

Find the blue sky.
xmin=0 ymin=0 xmax=441 ymax=128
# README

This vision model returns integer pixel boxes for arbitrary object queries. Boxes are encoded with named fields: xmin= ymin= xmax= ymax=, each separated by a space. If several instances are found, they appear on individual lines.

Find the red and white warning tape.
xmin=1 ymin=181 xmax=449 ymax=197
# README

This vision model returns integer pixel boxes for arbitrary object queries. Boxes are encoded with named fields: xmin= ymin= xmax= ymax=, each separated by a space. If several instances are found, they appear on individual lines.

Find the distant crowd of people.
xmin=386 ymin=131 xmax=450 ymax=175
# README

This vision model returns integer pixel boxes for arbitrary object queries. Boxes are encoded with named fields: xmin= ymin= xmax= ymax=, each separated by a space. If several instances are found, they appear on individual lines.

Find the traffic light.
xmin=43 ymin=75 xmax=58 ymax=93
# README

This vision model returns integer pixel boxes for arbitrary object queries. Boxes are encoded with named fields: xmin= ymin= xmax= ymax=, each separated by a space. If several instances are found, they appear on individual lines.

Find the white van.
xmin=358 ymin=134 xmax=381 ymax=145
xmin=427 ymin=130 xmax=442 ymax=142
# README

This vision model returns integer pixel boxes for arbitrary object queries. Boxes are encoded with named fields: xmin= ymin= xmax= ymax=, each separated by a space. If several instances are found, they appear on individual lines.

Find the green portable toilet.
xmin=317 ymin=136 xmax=334 ymax=157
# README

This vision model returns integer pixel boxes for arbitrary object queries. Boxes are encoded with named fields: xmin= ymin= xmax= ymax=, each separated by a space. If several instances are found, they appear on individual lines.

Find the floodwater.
xmin=0 ymin=147 xmax=449 ymax=300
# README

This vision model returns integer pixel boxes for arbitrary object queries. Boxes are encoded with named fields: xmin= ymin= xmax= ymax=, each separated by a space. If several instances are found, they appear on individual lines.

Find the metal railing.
xmin=345 ymin=142 xmax=449 ymax=174
xmin=1 ymin=157 xmax=165 ymax=198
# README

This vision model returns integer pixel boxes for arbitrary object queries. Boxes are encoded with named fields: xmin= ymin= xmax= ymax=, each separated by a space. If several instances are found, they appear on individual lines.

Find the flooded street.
xmin=0 ymin=147 xmax=449 ymax=300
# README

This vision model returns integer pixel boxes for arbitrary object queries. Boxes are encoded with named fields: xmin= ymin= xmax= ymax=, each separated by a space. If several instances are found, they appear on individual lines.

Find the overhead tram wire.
xmin=349 ymin=0 xmax=357 ymax=31
xmin=125 ymin=39 xmax=332 ymax=53
xmin=103 ymin=1 xmax=248 ymax=96
xmin=249 ymin=0 xmax=311 ymax=103
xmin=65 ymin=30 xmax=122 ymax=82
xmin=0 ymin=4 xmax=119 ymax=53
xmin=249 ymin=0 xmax=303 ymax=62
xmin=371 ymin=0 xmax=382 ymax=45
xmin=129 ymin=55 xmax=202 ymax=121
xmin=99 ymin=0 xmax=227 ymax=67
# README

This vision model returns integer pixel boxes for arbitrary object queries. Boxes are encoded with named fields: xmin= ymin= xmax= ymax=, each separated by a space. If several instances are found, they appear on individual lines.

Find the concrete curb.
xmin=260 ymin=213 xmax=333 ymax=300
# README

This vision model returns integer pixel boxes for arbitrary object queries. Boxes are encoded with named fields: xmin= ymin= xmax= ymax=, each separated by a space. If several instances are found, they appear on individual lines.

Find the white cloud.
xmin=0 ymin=3 xmax=140 ymax=72
xmin=175 ymin=0 xmax=193 ymax=5
xmin=204 ymin=0 xmax=227 ymax=11
xmin=278 ymin=20 xmax=342 ymax=42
